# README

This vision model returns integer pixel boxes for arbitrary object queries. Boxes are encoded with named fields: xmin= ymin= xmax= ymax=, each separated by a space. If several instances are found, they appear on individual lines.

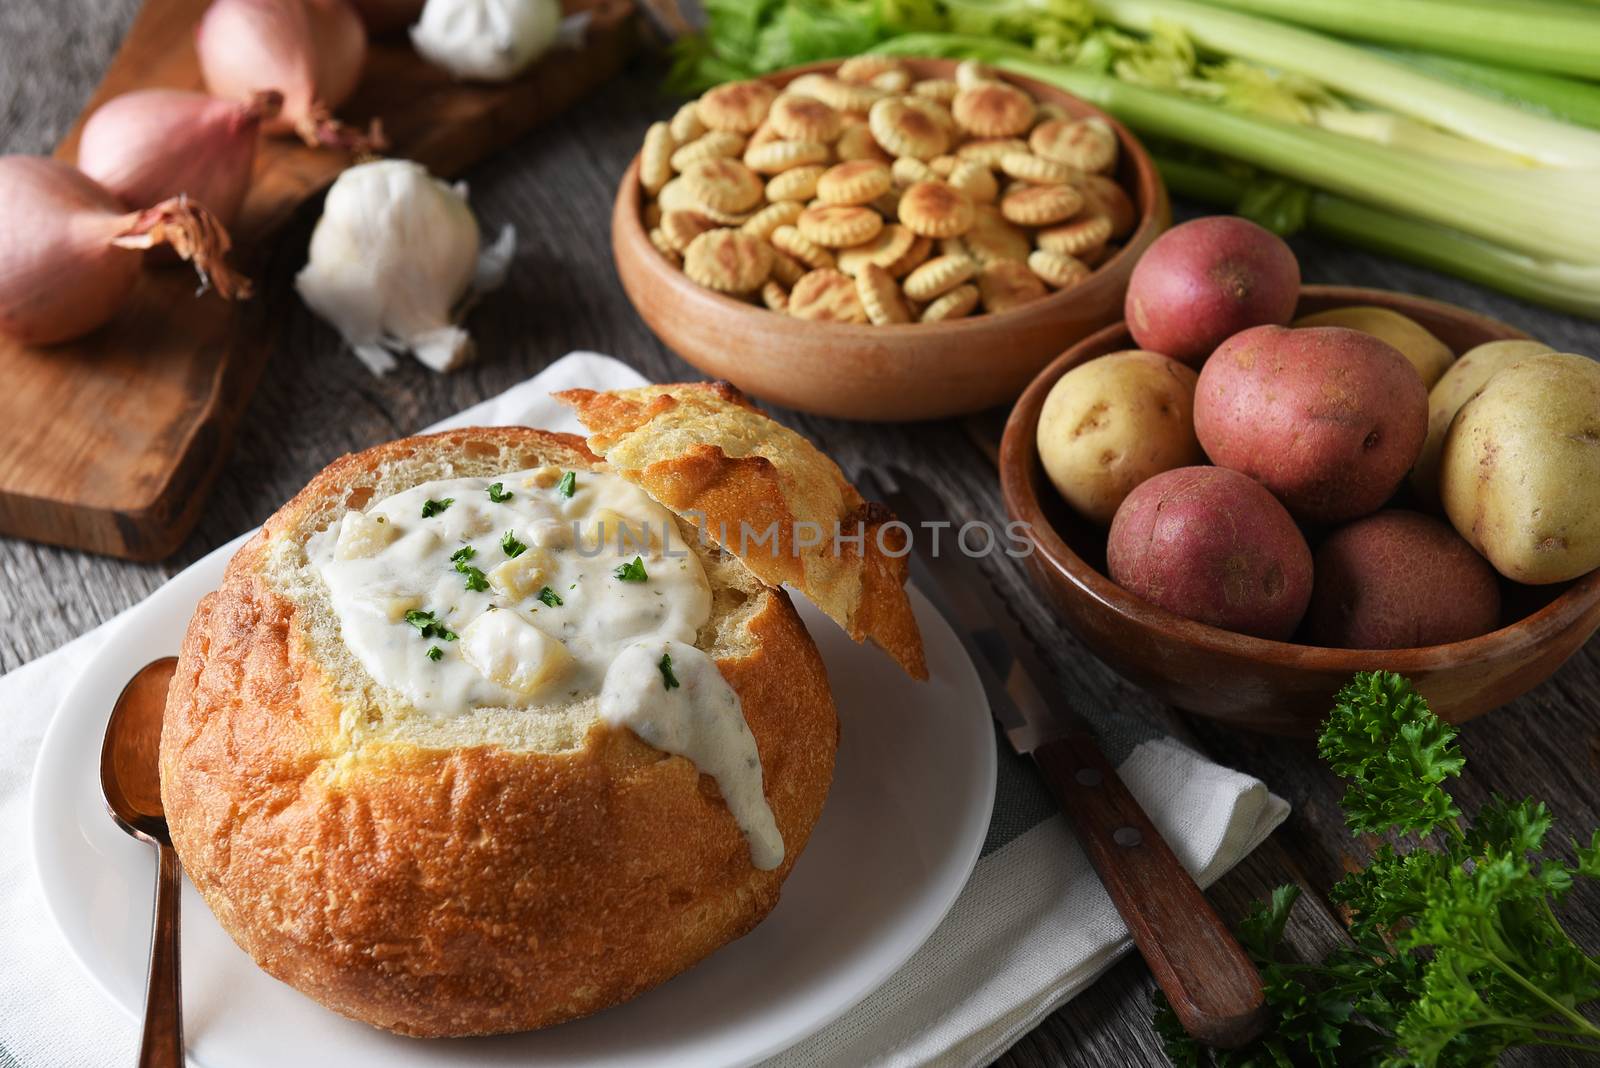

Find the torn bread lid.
xmin=555 ymin=382 xmax=927 ymax=680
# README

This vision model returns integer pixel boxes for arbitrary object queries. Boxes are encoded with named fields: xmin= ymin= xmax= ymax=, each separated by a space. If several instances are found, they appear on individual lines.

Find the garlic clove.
xmin=351 ymin=344 xmax=400 ymax=377
xmin=410 ymin=325 xmax=474 ymax=372
xmin=474 ymin=224 xmax=517 ymax=292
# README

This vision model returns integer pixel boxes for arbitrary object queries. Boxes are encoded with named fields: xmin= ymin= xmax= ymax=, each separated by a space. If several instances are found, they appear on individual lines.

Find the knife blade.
xmin=862 ymin=464 xmax=1268 ymax=1050
xmin=859 ymin=468 xmax=1075 ymax=756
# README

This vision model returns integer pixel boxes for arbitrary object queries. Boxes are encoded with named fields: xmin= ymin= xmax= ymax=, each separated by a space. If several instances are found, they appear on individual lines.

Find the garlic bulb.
xmin=409 ymin=0 xmax=569 ymax=82
xmin=295 ymin=159 xmax=514 ymax=374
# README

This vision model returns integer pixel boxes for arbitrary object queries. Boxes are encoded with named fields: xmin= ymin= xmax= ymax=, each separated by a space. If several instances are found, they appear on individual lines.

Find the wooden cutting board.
xmin=0 ymin=0 xmax=640 ymax=561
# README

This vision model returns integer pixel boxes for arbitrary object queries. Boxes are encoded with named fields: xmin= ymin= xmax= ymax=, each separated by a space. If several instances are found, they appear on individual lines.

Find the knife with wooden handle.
xmin=863 ymin=465 xmax=1269 ymax=1050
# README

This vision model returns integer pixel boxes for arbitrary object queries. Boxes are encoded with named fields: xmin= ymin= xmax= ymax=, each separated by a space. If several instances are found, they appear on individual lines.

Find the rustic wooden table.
xmin=4 ymin=5 xmax=1598 ymax=1065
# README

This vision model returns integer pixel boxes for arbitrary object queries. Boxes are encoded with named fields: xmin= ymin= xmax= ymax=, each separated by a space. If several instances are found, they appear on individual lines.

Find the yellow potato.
xmin=1441 ymin=352 xmax=1600 ymax=584
xmin=1293 ymin=306 xmax=1454 ymax=387
xmin=1410 ymin=338 xmax=1554 ymax=506
xmin=1037 ymin=350 xmax=1202 ymax=525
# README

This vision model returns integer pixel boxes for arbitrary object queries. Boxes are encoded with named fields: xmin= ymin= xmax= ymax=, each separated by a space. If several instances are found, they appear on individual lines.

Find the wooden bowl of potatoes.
xmin=1000 ymin=285 xmax=1600 ymax=735
xmin=612 ymin=56 xmax=1170 ymax=422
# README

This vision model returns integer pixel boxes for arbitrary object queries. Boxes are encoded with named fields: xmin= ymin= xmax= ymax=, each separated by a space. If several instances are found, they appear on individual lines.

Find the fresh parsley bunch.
xmin=1156 ymin=671 xmax=1600 ymax=1067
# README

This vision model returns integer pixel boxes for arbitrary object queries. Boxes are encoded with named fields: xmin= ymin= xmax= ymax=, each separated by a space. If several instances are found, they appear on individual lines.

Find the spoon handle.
xmin=139 ymin=843 xmax=184 ymax=1068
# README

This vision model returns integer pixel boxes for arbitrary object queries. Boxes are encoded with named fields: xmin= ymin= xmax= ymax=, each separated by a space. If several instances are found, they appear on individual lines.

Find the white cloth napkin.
xmin=0 ymin=352 xmax=1287 ymax=1068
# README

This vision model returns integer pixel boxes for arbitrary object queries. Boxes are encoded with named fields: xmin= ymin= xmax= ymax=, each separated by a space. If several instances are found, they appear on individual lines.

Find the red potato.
xmin=1304 ymin=510 xmax=1501 ymax=649
xmin=1124 ymin=216 xmax=1300 ymax=366
xmin=1107 ymin=465 xmax=1313 ymax=640
xmin=1194 ymin=325 xmax=1428 ymax=524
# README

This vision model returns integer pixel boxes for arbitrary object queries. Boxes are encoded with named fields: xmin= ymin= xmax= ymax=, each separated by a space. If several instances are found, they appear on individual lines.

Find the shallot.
xmin=77 ymin=89 xmax=281 ymax=228
xmin=196 ymin=0 xmax=385 ymax=152
xmin=0 ymin=157 xmax=250 ymax=346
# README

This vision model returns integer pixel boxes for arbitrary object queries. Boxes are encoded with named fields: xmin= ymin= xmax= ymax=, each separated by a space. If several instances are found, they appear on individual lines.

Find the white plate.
xmin=30 ymin=531 xmax=995 ymax=1068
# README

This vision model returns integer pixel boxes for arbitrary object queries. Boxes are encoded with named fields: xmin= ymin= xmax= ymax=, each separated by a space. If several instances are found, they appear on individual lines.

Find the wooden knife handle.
xmin=1032 ymin=732 xmax=1269 ymax=1049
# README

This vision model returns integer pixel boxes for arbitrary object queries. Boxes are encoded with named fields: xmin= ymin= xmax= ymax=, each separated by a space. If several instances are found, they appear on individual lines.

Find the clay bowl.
xmin=612 ymin=58 xmax=1170 ymax=422
xmin=1000 ymin=285 xmax=1600 ymax=735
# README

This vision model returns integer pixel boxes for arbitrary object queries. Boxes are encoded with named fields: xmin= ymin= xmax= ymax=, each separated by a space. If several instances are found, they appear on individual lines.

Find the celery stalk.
xmin=1198 ymin=0 xmax=1600 ymax=79
xmin=1089 ymin=0 xmax=1600 ymax=167
xmin=1156 ymin=157 xmax=1600 ymax=318
xmin=1374 ymin=48 xmax=1600 ymax=132
xmin=1310 ymin=111 xmax=1534 ymax=168
xmin=985 ymin=56 xmax=1600 ymax=266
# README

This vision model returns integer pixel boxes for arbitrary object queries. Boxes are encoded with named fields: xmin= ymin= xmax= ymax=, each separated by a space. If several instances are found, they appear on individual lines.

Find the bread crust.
xmin=556 ymin=382 xmax=927 ymax=678
xmin=159 ymin=427 xmax=838 ymax=1037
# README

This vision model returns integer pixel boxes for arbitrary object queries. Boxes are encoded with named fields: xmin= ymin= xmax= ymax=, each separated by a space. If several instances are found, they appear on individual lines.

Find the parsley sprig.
xmin=537 ymin=586 xmax=563 ymax=607
xmin=1156 ymin=671 xmax=1600 ymax=1067
xmin=487 ymin=482 xmax=512 ymax=503
xmin=501 ymin=531 xmax=527 ymax=558
xmin=421 ymin=497 xmax=453 ymax=518
xmin=615 ymin=556 xmax=648 ymax=582
xmin=658 ymin=652 xmax=679 ymax=690
xmin=556 ymin=470 xmax=577 ymax=498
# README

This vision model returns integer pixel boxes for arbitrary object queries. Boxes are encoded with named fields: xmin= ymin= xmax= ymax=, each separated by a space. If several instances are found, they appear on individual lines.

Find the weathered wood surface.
xmin=3 ymin=4 xmax=1598 ymax=1065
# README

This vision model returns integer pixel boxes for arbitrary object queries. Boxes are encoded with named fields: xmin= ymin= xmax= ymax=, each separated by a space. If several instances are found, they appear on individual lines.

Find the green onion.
xmin=1089 ymin=0 xmax=1600 ymax=166
xmin=1198 ymin=0 xmax=1600 ymax=80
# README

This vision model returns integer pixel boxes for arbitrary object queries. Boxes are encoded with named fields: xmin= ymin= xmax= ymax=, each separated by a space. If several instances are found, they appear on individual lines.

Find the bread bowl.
xmin=159 ymin=383 xmax=924 ymax=1035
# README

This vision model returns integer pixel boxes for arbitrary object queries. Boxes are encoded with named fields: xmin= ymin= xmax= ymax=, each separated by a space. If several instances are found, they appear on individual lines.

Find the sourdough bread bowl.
xmin=160 ymin=384 xmax=923 ymax=1036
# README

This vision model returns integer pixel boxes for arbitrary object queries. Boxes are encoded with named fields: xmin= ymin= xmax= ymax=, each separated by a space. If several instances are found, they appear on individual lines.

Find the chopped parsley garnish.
xmin=448 ymin=550 xmax=490 ymax=591
xmin=487 ymin=482 xmax=512 ymax=503
xmin=556 ymin=470 xmax=577 ymax=498
xmin=404 ymin=609 xmax=457 ymax=642
xmin=658 ymin=653 xmax=679 ymax=690
xmin=537 ymin=586 xmax=563 ymax=607
xmin=501 ymin=531 xmax=527 ymax=558
xmin=421 ymin=497 xmax=454 ymax=518
xmin=426 ymin=646 xmax=443 ymax=662
xmin=614 ymin=556 xmax=648 ymax=582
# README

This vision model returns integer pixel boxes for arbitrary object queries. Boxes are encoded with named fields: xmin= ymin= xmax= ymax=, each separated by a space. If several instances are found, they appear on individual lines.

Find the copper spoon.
xmin=99 ymin=657 xmax=183 ymax=1068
